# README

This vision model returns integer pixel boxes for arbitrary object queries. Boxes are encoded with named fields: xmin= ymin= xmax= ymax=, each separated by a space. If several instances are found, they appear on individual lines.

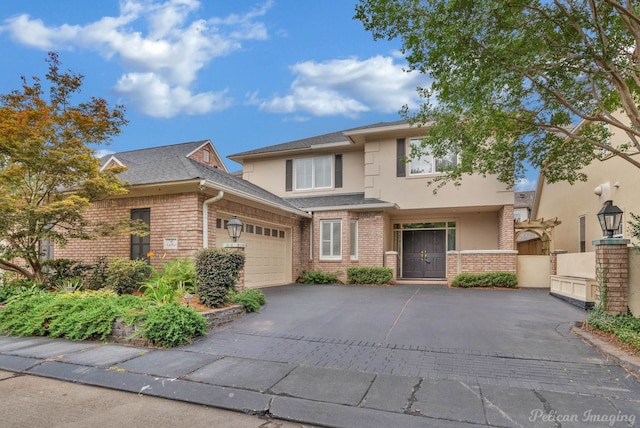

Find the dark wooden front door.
xmin=402 ymin=230 xmax=446 ymax=279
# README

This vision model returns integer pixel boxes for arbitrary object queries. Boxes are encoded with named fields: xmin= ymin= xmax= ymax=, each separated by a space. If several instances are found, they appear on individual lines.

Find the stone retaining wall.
xmin=108 ymin=304 xmax=246 ymax=346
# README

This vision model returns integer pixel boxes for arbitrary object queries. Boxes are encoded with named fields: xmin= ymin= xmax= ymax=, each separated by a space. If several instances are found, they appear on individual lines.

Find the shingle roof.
xmin=229 ymin=120 xmax=407 ymax=158
xmin=285 ymin=192 xmax=395 ymax=210
xmin=101 ymin=141 xmax=304 ymax=214
xmin=514 ymin=191 xmax=535 ymax=209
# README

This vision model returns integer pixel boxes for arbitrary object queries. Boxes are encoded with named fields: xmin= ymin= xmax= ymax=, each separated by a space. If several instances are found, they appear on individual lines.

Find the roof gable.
xmin=98 ymin=140 xmax=307 ymax=217
xmin=99 ymin=155 xmax=125 ymax=171
xmin=186 ymin=140 xmax=228 ymax=172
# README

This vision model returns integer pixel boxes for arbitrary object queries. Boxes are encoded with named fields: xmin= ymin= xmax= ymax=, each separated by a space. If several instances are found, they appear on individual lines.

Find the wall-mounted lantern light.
xmin=227 ymin=216 xmax=243 ymax=242
xmin=597 ymin=200 xmax=623 ymax=238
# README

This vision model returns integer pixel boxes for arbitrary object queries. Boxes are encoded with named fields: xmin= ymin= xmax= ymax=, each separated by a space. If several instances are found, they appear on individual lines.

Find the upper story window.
xmin=408 ymin=138 xmax=457 ymax=175
xmin=295 ymin=156 xmax=332 ymax=190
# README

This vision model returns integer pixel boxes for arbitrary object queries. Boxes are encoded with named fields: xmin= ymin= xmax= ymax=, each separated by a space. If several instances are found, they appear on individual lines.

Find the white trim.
xmin=310 ymin=141 xmax=351 ymax=149
xmin=99 ymin=155 xmax=124 ymax=171
xmin=350 ymin=219 xmax=358 ymax=260
xmin=320 ymin=219 xmax=342 ymax=260
xmin=447 ymin=250 xmax=518 ymax=254
xmin=302 ymin=203 xmax=397 ymax=212
xmin=294 ymin=155 xmax=333 ymax=191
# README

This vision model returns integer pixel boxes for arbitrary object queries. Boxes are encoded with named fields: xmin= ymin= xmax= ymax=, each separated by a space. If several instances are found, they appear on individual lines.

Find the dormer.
xmin=100 ymin=155 xmax=126 ymax=171
xmin=187 ymin=140 xmax=228 ymax=173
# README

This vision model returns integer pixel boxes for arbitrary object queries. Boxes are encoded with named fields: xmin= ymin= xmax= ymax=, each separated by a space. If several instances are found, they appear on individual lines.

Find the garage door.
xmin=216 ymin=217 xmax=291 ymax=288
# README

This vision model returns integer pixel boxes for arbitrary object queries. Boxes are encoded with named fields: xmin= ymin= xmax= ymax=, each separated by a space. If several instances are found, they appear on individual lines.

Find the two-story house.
xmin=230 ymin=120 xmax=516 ymax=283
xmin=53 ymin=121 xmax=516 ymax=287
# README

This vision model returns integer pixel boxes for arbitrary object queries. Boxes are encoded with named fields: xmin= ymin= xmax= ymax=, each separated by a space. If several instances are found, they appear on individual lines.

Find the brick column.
xmin=223 ymin=242 xmax=247 ymax=292
xmin=384 ymin=251 xmax=398 ymax=282
xmin=498 ymin=205 xmax=515 ymax=250
xmin=593 ymin=239 xmax=630 ymax=314
xmin=550 ymin=250 xmax=567 ymax=276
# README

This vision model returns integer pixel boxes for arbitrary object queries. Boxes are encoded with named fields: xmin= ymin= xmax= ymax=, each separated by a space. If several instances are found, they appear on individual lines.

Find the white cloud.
xmin=257 ymin=55 xmax=427 ymax=118
xmin=1 ymin=0 xmax=271 ymax=118
xmin=514 ymin=177 xmax=537 ymax=192
xmin=115 ymin=72 xmax=231 ymax=118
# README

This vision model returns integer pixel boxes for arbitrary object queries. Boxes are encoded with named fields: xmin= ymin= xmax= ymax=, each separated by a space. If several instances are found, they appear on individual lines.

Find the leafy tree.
xmin=355 ymin=0 xmax=640 ymax=189
xmin=0 ymin=52 xmax=130 ymax=281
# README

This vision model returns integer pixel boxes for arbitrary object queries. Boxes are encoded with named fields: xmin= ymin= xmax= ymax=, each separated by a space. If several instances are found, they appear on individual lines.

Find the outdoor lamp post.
xmin=597 ymin=200 xmax=623 ymax=238
xmin=227 ymin=216 xmax=243 ymax=242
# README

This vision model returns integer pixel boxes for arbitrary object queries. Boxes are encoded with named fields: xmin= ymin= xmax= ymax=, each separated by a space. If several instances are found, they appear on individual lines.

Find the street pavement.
xmin=0 ymin=370 xmax=311 ymax=427
xmin=0 ymin=284 xmax=639 ymax=427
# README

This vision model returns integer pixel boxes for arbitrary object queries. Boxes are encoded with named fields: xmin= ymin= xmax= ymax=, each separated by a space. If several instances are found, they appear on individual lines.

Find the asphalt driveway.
xmin=2 ymin=283 xmax=639 ymax=427
xmin=212 ymin=284 xmax=590 ymax=360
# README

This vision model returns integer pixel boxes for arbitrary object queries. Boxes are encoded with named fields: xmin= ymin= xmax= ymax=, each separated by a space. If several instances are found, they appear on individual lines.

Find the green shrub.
xmin=42 ymin=259 xmax=92 ymax=288
xmin=232 ymin=289 xmax=266 ymax=312
xmin=587 ymin=309 xmax=640 ymax=352
xmin=140 ymin=277 xmax=182 ymax=304
xmin=142 ymin=303 xmax=206 ymax=347
xmin=160 ymin=258 xmax=196 ymax=292
xmin=297 ymin=270 xmax=341 ymax=284
xmin=195 ymin=249 xmax=245 ymax=308
xmin=84 ymin=256 xmax=110 ymax=290
xmin=46 ymin=292 xmax=122 ymax=341
xmin=451 ymin=272 xmax=518 ymax=288
xmin=0 ymin=280 xmax=44 ymax=304
xmin=105 ymin=258 xmax=153 ymax=295
xmin=0 ymin=292 xmax=56 ymax=336
xmin=347 ymin=267 xmax=393 ymax=285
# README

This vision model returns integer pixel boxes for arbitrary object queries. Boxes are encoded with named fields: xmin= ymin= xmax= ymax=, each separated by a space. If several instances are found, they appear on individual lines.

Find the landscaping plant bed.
xmin=109 ymin=303 xmax=245 ymax=346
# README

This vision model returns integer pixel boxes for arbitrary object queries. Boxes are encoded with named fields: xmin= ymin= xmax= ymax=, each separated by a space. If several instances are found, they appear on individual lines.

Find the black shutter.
xmin=334 ymin=154 xmax=343 ymax=188
xmin=285 ymin=159 xmax=293 ymax=191
xmin=397 ymin=138 xmax=406 ymax=177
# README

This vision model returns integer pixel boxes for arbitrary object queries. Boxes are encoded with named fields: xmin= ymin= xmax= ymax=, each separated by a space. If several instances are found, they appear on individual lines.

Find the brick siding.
xmin=306 ymin=210 xmax=385 ymax=282
xmin=446 ymin=250 xmax=518 ymax=284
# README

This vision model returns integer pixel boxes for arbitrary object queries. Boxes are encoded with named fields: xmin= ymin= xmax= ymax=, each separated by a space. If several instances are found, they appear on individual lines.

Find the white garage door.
xmin=216 ymin=218 xmax=291 ymax=288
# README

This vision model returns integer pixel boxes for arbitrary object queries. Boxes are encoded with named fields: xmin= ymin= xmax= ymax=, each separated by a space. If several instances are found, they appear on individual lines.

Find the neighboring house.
xmin=229 ymin=120 xmax=515 ymax=283
xmin=532 ymin=120 xmax=639 ymax=253
xmin=514 ymin=191 xmax=535 ymax=222
xmin=55 ymin=140 xmax=311 ymax=288
xmin=514 ymin=191 xmax=543 ymax=255
xmin=56 ymin=121 xmax=516 ymax=286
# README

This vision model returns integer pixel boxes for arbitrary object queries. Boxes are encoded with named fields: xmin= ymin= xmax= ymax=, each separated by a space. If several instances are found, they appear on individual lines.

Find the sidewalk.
xmin=1 ymin=330 xmax=639 ymax=428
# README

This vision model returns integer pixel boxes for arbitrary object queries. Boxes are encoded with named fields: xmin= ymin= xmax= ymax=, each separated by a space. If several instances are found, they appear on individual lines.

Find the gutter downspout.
xmin=203 ymin=189 xmax=224 ymax=248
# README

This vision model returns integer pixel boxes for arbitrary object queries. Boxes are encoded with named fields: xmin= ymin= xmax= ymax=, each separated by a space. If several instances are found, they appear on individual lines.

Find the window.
xmin=579 ymin=215 xmax=586 ymax=253
xmin=321 ymin=220 xmax=341 ymax=259
xmin=131 ymin=208 xmax=151 ymax=263
xmin=295 ymin=156 xmax=332 ymax=190
xmin=408 ymin=139 xmax=457 ymax=175
xmin=246 ymin=224 xmax=254 ymax=234
xmin=350 ymin=220 xmax=358 ymax=260
xmin=203 ymin=149 xmax=210 ymax=163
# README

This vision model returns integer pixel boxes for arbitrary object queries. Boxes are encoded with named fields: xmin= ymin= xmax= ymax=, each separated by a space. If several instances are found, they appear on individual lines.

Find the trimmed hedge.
xmin=347 ymin=267 xmax=393 ymax=285
xmin=297 ymin=270 xmax=341 ymax=284
xmin=451 ymin=272 xmax=518 ymax=288
xmin=195 ymin=248 xmax=245 ymax=308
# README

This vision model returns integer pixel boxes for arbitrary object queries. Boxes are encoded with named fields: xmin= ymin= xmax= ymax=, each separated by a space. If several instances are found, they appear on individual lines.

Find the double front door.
xmin=402 ymin=230 xmax=446 ymax=279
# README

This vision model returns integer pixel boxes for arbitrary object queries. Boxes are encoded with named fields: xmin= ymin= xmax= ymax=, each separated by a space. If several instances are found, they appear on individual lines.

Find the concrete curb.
xmin=571 ymin=325 xmax=640 ymax=378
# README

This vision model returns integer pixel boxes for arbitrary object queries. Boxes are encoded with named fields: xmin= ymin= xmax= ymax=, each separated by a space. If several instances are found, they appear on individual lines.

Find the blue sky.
xmin=0 ymin=0 xmax=536 ymax=191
